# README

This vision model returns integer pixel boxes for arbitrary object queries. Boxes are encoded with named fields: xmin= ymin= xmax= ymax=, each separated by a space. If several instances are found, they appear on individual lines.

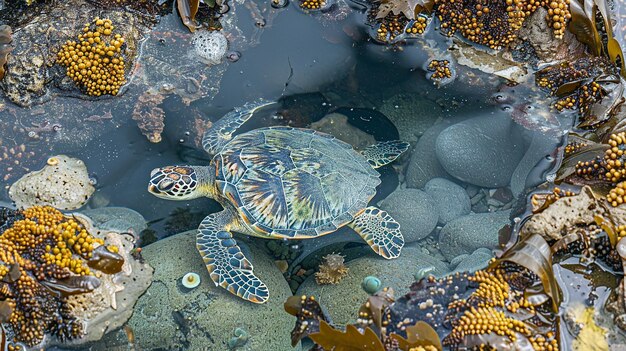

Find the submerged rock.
xmin=296 ymin=246 xmax=449 ymax=325
xmin=379 ymin=188 xmax=438 ymax=242
xmin=379 ymin=93 xmax=441 ymax=144
xmin=80 ymin=206 xmax=148 ymax=238
xmin=424 ymin=178 xmax=471 ymax=225
xmin=436 ymin=115 xmax=525 ymax=188
xmin=9 ymin=155 xmax=94 ymax=210
xmin=405 ymin=122 xmax=452 ymax=188
xmin=438 ymin=210 xmax=511 ymax=261
xmin=125 ymin=230 xmax=299 ymax=350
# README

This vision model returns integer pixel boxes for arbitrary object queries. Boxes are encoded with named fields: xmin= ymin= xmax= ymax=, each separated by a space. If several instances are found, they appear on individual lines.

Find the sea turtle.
xmin=148 ymin=100 xmax=409 ymax=303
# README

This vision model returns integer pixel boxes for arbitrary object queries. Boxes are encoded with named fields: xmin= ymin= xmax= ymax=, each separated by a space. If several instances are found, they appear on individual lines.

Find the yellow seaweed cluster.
xmin=445 ymin=267 xmax=558 ymax=350
xmin=427 ymin=60 xmax=452 ymax=80
xmin=603 ymin=132 xmax=626 ymax=183
xmin=565 ymin=141 xmax=588 ymax=154
xmin=300 ymin=0 xmax=325 ymax=9
xmin=377 ymin=16 xmax=406 ymax=42
xmin=0 ymin=206 xmax=114 ymax=346
xmin=435 ymin=0 xmax=570 ymax=49
xmin=406 ymin=17 xmax=428 ymax=35
xmin=57 ymin=18 xmax=126 ymax=96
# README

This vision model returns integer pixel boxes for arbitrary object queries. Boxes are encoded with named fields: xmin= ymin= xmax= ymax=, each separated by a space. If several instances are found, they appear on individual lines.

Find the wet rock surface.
xmin=424 ymin=177 xmax=471 ymax=225
xmin=405 ymin=122 xmax=453 ymax=188
xmin=379 ymin=93 xmax=441 ymax=144
xmin=379 ymin=187 xmax=438 ymax=243
xmin=296 ymin=246 xmax=449 ymax=325
xmin=438 ymin=210 xmax=511 ymax=261
xmin=80 ymin=206 xmax=147 ymax=237
xmin=436 ymin=115 xmax=526 ymax=188
xmin=9 ymin=155 xmax=94 ymax=210
xmin=124 ymin=230 xmax=298 ymax=350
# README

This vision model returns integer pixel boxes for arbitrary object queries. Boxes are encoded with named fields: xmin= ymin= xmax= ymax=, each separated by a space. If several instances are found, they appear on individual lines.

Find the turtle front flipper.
xmin=196 ymin=210 xmax=269 ymax=303
xmin=361 ymin=140 xmax=410 ymax=168
xmin=349 ymin=206 xmax=404 ymax=259
xmin=202 ymin=100 xmax=276 ymax=155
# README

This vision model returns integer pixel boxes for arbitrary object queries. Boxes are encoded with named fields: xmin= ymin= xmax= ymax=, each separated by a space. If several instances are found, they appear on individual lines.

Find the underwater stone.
xmin=424 ymin=178 xmax=471 ymax=225
xmin=192 ymin=30 xmax=228 ymax=66
xmin=296 ymin=246 xmax=449 ymax=325
xmin=405 ymin=122 xmax=453 ymax=188
xmin=9 ymin=155 xmax=95 ymax=210
xmin=379 ymin=188 xmax=438 ymax=242
xmin=80 ymin=207 xmax=147 ymax=238
xmin=435 ymin=115 xmax=525 ymax=188
xmin=379 ymin=93 xmax=441 ymax=144
xmin=438 ymin=210 xmax=511 ymax=261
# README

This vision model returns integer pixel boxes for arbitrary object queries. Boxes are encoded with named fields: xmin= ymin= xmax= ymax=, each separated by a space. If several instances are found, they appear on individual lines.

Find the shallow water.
xmin=0 ymin=0 xmax=596 ymax=349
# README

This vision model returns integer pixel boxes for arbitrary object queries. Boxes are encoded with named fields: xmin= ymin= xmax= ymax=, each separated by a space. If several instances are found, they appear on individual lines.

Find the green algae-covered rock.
xmin=296 ymin=246 xmax=449 ymax=326
xmin=126 ymin=230 xmax=299 ymax=350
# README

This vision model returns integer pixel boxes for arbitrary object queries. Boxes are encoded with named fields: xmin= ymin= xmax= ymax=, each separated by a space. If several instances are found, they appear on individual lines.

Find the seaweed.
xmin=176 ymin=0 xmax=222 ymax=32
xmin=311 ymin=322 xmax=385 ymax=351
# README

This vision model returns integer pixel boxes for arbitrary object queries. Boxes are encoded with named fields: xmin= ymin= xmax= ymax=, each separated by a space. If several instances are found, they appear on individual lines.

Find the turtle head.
xmin=148 ymin=165 xmax=214 ymax=200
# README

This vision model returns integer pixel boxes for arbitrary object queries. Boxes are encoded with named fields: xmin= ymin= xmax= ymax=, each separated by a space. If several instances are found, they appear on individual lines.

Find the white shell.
xmin=182 ymin=272 xmax=201 ymax=289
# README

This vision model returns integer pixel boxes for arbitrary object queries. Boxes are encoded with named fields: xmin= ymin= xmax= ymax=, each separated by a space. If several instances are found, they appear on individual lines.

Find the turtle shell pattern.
xmin=213 ymin=126 xmax=380 ymax=238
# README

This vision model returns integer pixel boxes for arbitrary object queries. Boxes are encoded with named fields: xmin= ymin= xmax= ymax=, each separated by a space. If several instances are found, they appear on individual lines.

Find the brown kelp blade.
xmin=309 ymin=321 xmax=385 ymax=351
xmin=495 ymin=234 xmax=562 ymax=312
xmin=389 ymin=321 xmax=442 ymax=351
xmin=177 ymin=0 xmax=200 ymax=32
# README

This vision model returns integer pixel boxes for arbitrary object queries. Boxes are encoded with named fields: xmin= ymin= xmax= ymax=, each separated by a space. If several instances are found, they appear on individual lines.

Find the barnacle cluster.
xmin=0 ymin=206 xmax=119 ymax=347
xmin=315 ymin=253 xmax=349 ymax=285
xmin=435 ymin=0 xmax=571 ymax=49
xmin=427 ymin=60 xmax=452 ymax=80
xmin=56 ymin=18 xmax=126 ymax=96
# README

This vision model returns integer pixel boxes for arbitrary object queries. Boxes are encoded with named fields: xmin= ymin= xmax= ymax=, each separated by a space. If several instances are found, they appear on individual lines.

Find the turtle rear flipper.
xmin=196 ymin=211 xmax=269 ymax=304
xmin=202 ymin=100 xmax=275 ymax=155
xmin=349 ymin=206 xmax=404 ymax=259
xmin=361 ymin=140 xmax=410 ymax=168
